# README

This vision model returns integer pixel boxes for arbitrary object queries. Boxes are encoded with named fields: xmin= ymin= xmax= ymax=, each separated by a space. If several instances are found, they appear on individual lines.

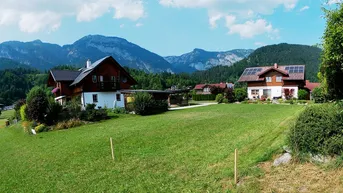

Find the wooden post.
xmin=234 ymin=148 xmax=238 ymax=185
xmin=110 ymin=137 xmax=114 ymax=161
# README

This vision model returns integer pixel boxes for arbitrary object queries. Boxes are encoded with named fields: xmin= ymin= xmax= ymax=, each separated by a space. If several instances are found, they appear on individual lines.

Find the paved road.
xmin=169 ymin=103 xmax=217 ymax=111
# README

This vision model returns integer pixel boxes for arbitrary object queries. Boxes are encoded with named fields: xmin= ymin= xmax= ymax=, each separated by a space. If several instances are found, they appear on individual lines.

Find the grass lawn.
xmin=0 ymin=109 xmax=14 ymax=128
xmin=0 ymin=104 xmax=303 ymax=192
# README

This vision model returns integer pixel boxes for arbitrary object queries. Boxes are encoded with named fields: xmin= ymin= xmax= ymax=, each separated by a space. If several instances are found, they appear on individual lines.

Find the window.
xmin=263 ymin=89 xmax=272 ymax=98
xmin=204 ymin=87 xmax=210 ymax=92
xmin=92 ymin=94 xmax=98 ymax=103
xmin=251 ymin=89 xmax=259 ymax=95
xmin=122 ymin=76 xmax=127 ymax=83
xmin=276 ymin=76 xmax=282 ymax=82
xmin=92 ymin=75 xmax=97 ymax=83
xmin=266 ymin=77 xmax=272 ymax=82
xmin=99 ymin=76 xmax=104 ymax=82
xmin=111 ymin=76 xmax=116 ymax=82
xmin=116 ymin=94 xmax=121 ymax=101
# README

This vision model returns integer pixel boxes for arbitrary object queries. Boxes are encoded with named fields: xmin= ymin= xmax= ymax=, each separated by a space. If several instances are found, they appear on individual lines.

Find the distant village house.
xmin=194 ymin=83 xmax=234 ymax=95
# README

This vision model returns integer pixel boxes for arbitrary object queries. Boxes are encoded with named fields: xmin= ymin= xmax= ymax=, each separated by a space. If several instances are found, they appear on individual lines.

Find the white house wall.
xmin=82 ymin=92 xmax=124 ymax=109
xmin=247 ymin=86 xmax=298 ymax=99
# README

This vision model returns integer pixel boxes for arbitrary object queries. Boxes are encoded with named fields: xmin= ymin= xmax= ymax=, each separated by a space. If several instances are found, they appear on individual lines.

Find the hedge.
xmin=192 ymin=94 xmax=216 ymax=101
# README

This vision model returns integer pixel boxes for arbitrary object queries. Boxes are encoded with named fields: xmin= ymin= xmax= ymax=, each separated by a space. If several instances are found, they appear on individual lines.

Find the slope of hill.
xmin=0 ymin=58 xmax=30 ymax=70
xmin=0 ymin=35 xmax=174 ymax=73
xmin=165 ymin=48 xmax=253 ymax=73
xmin=192 ymin=43 xmax=322 ymax=83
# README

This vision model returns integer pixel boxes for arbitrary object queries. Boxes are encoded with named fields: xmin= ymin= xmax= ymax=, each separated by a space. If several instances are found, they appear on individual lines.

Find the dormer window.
xmin=266 ymin=77 xmax=272 ymax=82
xmin=276 ymin=76 xmax=282 ymax=82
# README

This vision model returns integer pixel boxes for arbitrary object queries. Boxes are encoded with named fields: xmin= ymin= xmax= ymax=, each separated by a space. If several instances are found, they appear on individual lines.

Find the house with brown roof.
xmin=238 ymin=63 xmax=306 ymax=100
xmin=194 ymin=83 xmax=234 ymax=95
xmin=47 ymin=56 xmax=137 ymax=109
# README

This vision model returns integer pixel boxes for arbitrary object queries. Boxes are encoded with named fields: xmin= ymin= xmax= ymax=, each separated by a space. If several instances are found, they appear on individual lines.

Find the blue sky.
xmin=0 ymin=0 xmax=340 ymax=56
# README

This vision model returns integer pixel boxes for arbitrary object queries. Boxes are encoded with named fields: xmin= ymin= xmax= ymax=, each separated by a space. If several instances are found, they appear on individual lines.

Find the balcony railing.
xmin=97 ymin=81 xmax=120 ymax=91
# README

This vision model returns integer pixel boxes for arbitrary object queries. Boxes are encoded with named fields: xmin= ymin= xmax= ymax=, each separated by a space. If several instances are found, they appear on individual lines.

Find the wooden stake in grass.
xmin=234 ymin=148 xmax=238 ymax=185
xmin=110 ymin=137 xmax=114 ymax=161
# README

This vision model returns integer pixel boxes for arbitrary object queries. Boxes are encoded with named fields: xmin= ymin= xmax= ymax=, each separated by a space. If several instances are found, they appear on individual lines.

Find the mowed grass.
xmin=0 ymin=109 xmax=14 ymax=128
xmin=0 ymin=104 xmax=302 ymax=192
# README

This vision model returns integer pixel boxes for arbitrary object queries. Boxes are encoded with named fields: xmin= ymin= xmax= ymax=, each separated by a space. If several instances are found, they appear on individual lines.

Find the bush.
xmin=234 ymin=88 xmax=247 ymax=102
xmin=20 ymin=104 xmax=28 ymax=121
xmin=312 ymin=87 xmax=326 ymax=103
xmin=26 ymin=87 xmax=49 ymax=123
xmin=215 ymin=94 xmax=224 ymax=103
xmin=133 ymin=92 xmax=168 ymax=115
xmin=222 ymin=98 xmax=229 ymax=104
xmin=298 ymin=89 xmax=308 ymax=100
xmin=192 ymin=94 xmax=216 ymax=101
xmin=288 ymin=104 xmax=343 ymax=156
xmin=54 ymin=119 xmax=83 ymax=130
xmin=113 ymin=107 xmax=128 ymax=114
xmin=80 ymin=107 xmax=108 ymax=122
xmin=35 ymin=124 xmax=48 ymax=133
xmin=46 ymin=101 xmax=63 ymax=125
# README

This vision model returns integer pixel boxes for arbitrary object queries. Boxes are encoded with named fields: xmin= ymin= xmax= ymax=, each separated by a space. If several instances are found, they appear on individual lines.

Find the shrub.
xmin=80 ymin=108 xmax=108 ymax=122
xmin=298 ymin=89 xmax=309 ymax=100
xmin=14 ymin=99 xmax=26 ymax=120
xmin=222 ymin=98 xmax=229 ymax=103
xmin=113 ymin=107 xmax=128 ymax=114
xmin=86 ymin=103 xmax=96 ymax=111
xmin=20 ymin=104 xmax=28 ymax=121
xmin=312 ymin=87 xmax=326 ymax=103
xmin=278 ymin=98 xmax=283 ymax=103
xmin=64 ymin=98 xmax=82 ymax=119
xmin=46 ymin=101 xmax=63 ymax=125
xmin=288 ymin=104 xmax=343 ymax=156
xmin=234 ymin=88 xmax=247 ymax=102
xmin=35 ymin=124 xmax=48 ymax=133
xmin=192 ymin=94 xmax=216 ymax=101
xmin=26 ymin=87 xmax=49 ymax=123
xmin=215 ymin=94 xmax=224 ymax=103
xmin=133 ymin=92 xmax=168 ymax=115
xmin=54 ymin=119 xmax=83 ymax=130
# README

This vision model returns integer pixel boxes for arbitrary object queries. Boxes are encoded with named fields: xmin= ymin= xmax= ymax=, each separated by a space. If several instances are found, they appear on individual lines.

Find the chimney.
xmin=86 ymin=59 xmax=91 ymax=68
xmin=274 ymin=63 xmax=278 ymax=68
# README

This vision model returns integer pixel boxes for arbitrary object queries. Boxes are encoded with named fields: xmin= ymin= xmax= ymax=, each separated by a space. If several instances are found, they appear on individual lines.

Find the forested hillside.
xmin=192 ymin=43 xmax=322 ymax=83
xmin=0 ymin=58 xmax=30 ymax=70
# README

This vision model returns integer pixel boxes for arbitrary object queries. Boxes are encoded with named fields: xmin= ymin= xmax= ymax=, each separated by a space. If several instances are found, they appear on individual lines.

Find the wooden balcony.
xmin=97 ymin=81 xmax=120 ymax=91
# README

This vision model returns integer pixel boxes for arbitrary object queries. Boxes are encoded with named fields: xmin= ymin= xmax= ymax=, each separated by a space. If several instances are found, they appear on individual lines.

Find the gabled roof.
xmin=194 ymin=83 xmax=229 ymax=90
xmin=305 ymin=80 xmax=320 ymax=91
xmin=70 ymin=56 xmax=137 ymax=86
xmin=50 ymin=70 xmax=81 ymax=81
xmin=238 ymin=65 xmax=305 ymax=82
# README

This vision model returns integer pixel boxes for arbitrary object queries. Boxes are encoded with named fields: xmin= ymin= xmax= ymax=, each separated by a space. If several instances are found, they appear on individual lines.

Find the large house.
xmin=238 ymin=63 xmax=306 ymax=100
xmin=194 ymin=83 xmax=234 ymax=95
xmin=47 ymin=56 xmax=137 ymax=109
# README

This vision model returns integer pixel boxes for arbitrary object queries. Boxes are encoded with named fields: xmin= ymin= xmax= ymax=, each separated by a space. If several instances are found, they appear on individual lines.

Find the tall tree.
xmin=320 ymin=3 xmax=343 ymax=99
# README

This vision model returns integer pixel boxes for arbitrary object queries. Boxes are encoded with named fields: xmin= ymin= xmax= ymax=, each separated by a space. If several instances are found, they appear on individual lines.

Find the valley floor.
xmin=0 ymin=104 xmax=303 ymax=192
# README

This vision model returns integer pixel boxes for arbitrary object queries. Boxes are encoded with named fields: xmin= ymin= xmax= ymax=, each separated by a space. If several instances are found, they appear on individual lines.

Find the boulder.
xmin=273 ymin=153 xmax=292 ymax=166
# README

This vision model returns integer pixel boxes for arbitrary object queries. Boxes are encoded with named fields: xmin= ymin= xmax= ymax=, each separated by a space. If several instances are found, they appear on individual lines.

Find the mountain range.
xmin=0 ymin=35 xmax=252 ymax=73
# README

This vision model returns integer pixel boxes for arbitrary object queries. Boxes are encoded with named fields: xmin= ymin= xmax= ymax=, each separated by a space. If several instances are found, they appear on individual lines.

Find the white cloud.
xmin=299 ymin=6 xmax=309 ymax=12
xmin=227 ymin=19 xmax=279 ymax=39
xmin=135 ymin=23 xmax=143 ymax=27
xmin=327 ymin=0 xmax=342 ymax=5
xmin=159 ymin=0 xmax=298 ymax=38
xmin=0 ymin=0 xmax=145 ymax=33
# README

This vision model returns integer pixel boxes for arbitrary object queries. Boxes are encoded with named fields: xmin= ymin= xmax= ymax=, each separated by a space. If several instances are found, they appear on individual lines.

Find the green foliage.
xmin=234 ymin=88 xmax=247 ymax=102
xmin=26 ymin=86 xmax=49 ymax=123
xmin=215 ymin=94 xmax=224 ymax=103
xmin=54 ymin=119 xmax=83 ymax=130
xmin=20 ymin=104 xmax=28 ymax=121
xmin=312 ymin=87 xmax=326 ymax=103
xmin=113 ymin=107 xmax=128 ymax=114
xmin=132 ymin=92 xmax=168 ymax=116
xmin=298 ymin=89 xmax=309 ymax=100
xmin=288 ymin=104 xmax=343 ymax=156
xmin=35 ymin=124 xmax=48 ymax=133
xmin=45 ymin=101 xmax=63 ymax=126
xmin=192 ymin=94 xmax=216 ymax=101
xmin=320 ymin=5 xmax=343 ymax=99
xmin=222 ymin=98 xmax=229 ymax=104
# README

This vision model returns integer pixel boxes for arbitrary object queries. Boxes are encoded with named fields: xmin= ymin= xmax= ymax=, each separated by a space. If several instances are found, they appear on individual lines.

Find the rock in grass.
xmin=273 ymin=153 xmax=292 ymax=166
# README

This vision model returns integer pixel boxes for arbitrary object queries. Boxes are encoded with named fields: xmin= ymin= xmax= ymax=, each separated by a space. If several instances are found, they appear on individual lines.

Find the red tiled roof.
xmin=305 ymin=80 xmax=320 ymax=91
xmin=194 ymin=83 xmax=231 ymax=90
xmin=238 ymin=65 xmax=305 ymax=82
